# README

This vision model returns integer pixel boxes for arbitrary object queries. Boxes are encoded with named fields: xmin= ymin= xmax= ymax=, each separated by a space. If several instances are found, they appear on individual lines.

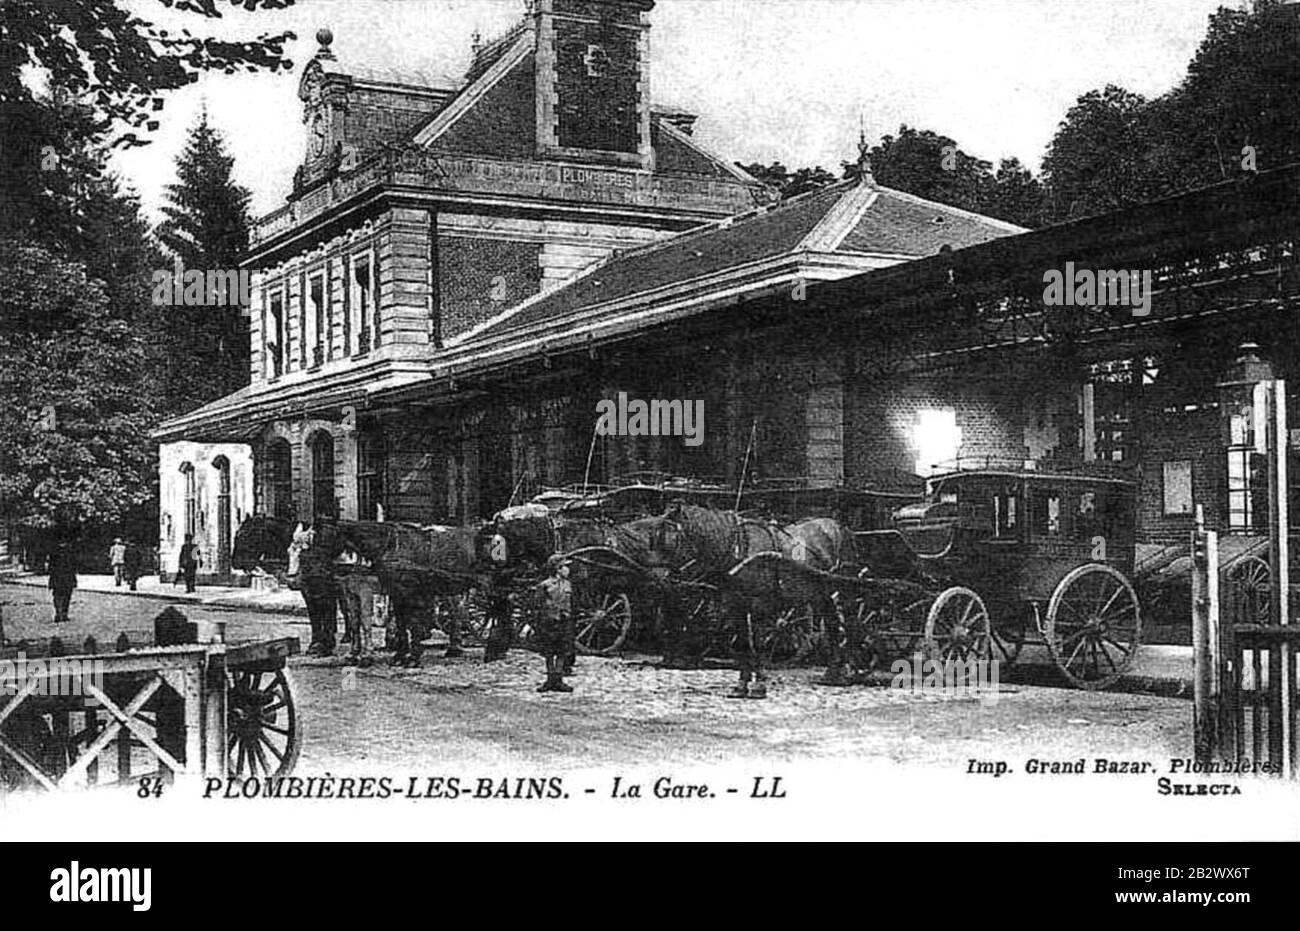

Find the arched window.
xmin=267 ymin=439 xmax=294 ymax=521
xmin=179 ymin=462 xmax=197 ymax=540
xmin=310 ymin=432 xmax=337 ymax=520
xmin=213 ymin=456 xmax=232 ymax=576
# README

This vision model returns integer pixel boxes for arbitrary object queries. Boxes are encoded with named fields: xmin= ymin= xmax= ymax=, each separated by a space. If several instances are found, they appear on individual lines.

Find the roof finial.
xmin=855 ymin=115 xmax=875 ymax=186
xmin=316 ymin=27 xmax=336 ymax=61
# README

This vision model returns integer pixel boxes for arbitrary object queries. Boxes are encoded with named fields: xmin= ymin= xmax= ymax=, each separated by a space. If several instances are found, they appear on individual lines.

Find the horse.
xmin=301 ymin=519 xmax=494 ymax=666
xmin=230 ymin=515 xmax=298 ymax=576
xmin=638 ymin=503 xmax=861 ymax=698
xmin=493 ymin=505 xmax=702 ymax=658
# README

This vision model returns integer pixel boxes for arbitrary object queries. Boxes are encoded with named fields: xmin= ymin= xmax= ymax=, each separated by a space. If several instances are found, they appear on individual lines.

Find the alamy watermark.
xmin=1043 ymin=262 xmax=1152 ymax=317
xmin=890 ymin=654 xmax=1000 ymax=703
xmin=595 ymin=393 xmax=705 ymax=447
xmin=0 ymin=653 xmax=105 ymax=703
xmin=152 ymin=256 xmax=250 ymax=307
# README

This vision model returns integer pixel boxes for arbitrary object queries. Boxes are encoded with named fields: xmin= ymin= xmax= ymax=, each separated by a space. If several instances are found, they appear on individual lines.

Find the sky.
xmin=111 ymin=0 xmax=1236 ymax=223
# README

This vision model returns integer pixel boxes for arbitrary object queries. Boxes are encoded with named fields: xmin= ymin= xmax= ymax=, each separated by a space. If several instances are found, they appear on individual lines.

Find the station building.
xmin=153 ymin=0 xmax=1021 ymax=578
xmin=155 ymin=0 xmax=1300 ymax=583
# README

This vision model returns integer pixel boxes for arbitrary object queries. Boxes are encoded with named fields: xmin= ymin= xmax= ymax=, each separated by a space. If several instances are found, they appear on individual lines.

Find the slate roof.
xmin=456 ymin=179 xmax=1025 ymax=343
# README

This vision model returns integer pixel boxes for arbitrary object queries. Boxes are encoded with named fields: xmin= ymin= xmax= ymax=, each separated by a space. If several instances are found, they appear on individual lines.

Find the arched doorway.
xmin=213 ymin=456 xmax=232 ymax=577
xmin=310 ymin=432 xmax=337 ymax=521
xmin=267 ymin=440 xmax=294 ymax=521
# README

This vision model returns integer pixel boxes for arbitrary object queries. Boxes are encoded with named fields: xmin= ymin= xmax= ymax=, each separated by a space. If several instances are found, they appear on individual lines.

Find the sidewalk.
xmin=0 ymin=572 xmax=307 ymax=617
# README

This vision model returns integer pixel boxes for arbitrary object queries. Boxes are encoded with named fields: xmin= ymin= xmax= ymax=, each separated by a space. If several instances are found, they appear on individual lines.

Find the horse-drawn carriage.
xmin=496 ymin=476 xmax=924 ymax=660
xmin=718 ymin=465 xmax=1145 ymax=690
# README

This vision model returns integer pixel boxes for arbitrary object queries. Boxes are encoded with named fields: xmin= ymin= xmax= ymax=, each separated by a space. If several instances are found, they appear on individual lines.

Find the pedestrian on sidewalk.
xmin=48 ymin=539 xmax=77 ymax=623
xmin=109 ymin=538 xmax=127 ymax=587
xmin=122 ymin=541 xmax=144 ymax=592
xmin=178 ymin=534 xmax=200 ymax=594
xmin=533 ymin=556 xmax=574 ymax=694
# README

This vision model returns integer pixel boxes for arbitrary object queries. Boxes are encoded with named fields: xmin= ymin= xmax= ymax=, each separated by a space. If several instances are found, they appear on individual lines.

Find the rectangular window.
xmin=308 ymin=273 xmax=325 ymax=369
xmin=357 ymin=432 xmax=384 ymax=522
xmin=1088 ymin=360 xmax=1135 ymax=462
xmin=1162 ymin=460 xmax=1193 ymax=516
xmin=1227 ymin=448 xmax=1253 ymax=530
xmin=913 ymin=409 xmax=961 ymax=478
xmin=267 ymin=289 xmax=284 ymax=379
xmin=352 ymin=252 xmax=374 ymax=355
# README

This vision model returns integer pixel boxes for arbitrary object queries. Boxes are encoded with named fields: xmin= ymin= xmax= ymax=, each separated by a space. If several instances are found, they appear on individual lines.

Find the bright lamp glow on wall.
xmin=914 ymin=409 xmax=961 ymax=477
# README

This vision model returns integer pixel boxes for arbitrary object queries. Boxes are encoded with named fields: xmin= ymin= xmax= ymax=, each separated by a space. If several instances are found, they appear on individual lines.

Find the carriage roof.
xmin=526 ymin=476 xmax=923 ymax=526
xmin=927 ymin=466 xmax=1138 ymax=494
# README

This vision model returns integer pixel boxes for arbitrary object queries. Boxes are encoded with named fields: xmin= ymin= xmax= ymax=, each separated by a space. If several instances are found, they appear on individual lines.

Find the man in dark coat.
xmin=298 ymin=529 xmax=338 ymax=657
xmin=178 ymin=534 xmax=200 ymax=593
xmin=48 ymin=540 xmax=77 ymax=623
xmin=122 ymin=542 xmax=144 ymax=592
xmin=533 ymin=556 xmax=574 ymax=694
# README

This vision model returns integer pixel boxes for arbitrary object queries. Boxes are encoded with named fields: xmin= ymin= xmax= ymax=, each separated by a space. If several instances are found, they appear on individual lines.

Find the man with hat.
xmin=534 ymin=555 xmax=574 ymax=694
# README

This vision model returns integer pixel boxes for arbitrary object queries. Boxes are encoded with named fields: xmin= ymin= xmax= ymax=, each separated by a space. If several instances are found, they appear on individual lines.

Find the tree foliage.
xmin=1042 ymin=2 xmax=1300 ymax=219
xmin=154 ymin=110 xmax=253 ymax=411
xmin=0 ymin=0 xmax=294 ymax=536
xmin=0 ymin=240 xmax=156 ymax=531
xmin=738 ymin=161 xmax=840 ymax=201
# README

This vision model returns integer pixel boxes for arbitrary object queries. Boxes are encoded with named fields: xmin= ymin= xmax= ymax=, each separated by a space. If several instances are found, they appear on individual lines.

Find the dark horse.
xmin=637 ymin=503 xmax=859 ymax=698
xmin=301 ymin=519 xmax=494 ymax=666
xmin=494 ymin=505 xmax=699 ymax=657
xmin=230 ymin=515 xmax=298 ymax=576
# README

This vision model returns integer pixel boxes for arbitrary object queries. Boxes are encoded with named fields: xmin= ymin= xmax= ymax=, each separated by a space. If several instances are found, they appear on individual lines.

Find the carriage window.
xmin=993 ymin=492 xmax=1017 ymax=538
xmin=1034 ymin=490 xmax=1062 ymax=535
xmin=1077 ymin=492 xmax=1100 ymax=537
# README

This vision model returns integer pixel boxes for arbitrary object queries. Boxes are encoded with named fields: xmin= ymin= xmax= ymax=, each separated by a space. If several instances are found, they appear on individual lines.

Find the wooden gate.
xmin=1194 ymin=379 xmax=1297 ymax=777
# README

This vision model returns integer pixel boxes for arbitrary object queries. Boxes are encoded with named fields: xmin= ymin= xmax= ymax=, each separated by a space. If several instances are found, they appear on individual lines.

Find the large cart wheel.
xmin=1044 ymin=564 xmax=1142 ymax=691
xmin=759 ymin=604 xmax=823 ymax=667
xmin=227 ymin=667 xmax=301 ymax=779
xmin=575 ymin=593 xmax=633 ymax=656
xmin=923 ymin=587 xmax=991 ymax=665
xmin=1226 ymin=556 xmax=1270 ymax=625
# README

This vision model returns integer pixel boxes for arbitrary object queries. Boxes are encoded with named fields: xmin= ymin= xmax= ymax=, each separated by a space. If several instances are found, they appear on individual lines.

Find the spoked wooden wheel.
xmin=759 ymin=603 xmax=823 ymax=666
xmin=227 ymin=667 xmax=301 ymax=779
xmin=923 ymin=587 xmax=992 ymax=666
xmin=1044 ymin=564 xmax=1142 ymax=691
xmin=575 ymin=593 xmax=633 ymax=656
xmin=1226 ymin=556 xmax=1270 ymax=625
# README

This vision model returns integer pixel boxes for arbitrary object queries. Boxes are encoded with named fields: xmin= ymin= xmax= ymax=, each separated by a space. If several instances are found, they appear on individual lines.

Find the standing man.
xmin=108 ymin=537 xmax=127 ymax=587
xmin=48 ymin=538 xmax=77 ymax=623
xmin=177 ymin=534 xmax=200 ymax=593
xmin=533 ymin=556 xmax=574 ymax=694
xmin=298 ymin=526 xmax=338 ymax=658
xmin=122 ymin=541 xmax=144 ymax=592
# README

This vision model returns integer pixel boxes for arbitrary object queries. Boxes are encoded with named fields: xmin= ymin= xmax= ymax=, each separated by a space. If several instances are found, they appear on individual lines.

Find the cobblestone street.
xmin=0 ymin=584 xmax=1192 ymax=778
